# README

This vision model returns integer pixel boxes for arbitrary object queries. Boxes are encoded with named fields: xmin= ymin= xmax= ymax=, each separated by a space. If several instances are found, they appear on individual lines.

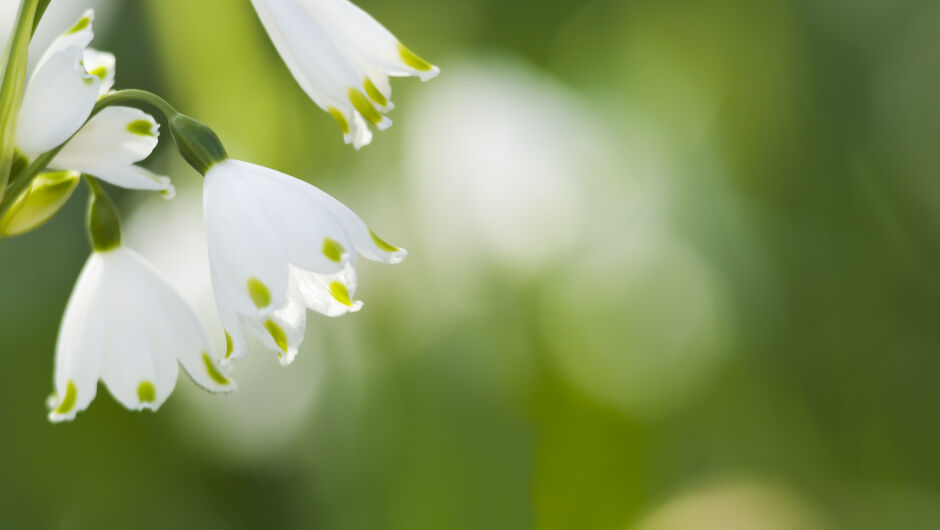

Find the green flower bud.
xmin=86 ymin=177 xmax=121 ymax=252
xmin=0 ymin=170 xmax=80 ymax=237
xmin=168 ymin=114 xmax=228 ymax=176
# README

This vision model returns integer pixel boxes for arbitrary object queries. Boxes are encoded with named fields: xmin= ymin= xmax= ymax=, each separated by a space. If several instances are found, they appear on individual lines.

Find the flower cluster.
xmin=0 ymin=0 xmax=436 ymax=422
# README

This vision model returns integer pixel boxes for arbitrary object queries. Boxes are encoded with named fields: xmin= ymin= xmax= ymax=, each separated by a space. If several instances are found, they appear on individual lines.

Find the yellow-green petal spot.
xmin=0 ymin=171 xmax=80 ymax=237
xmin=137 ymin=381 xmax=156 ymax=404
xmin=398 ymin=42 xmax=433 ymax=71
xmin=369 ymin=229 xmax=399 ymax=253
xmin=363 ymin=78 xmax=388 ymax=107
xmin=322 ymin=237 xmax=345 ymax=262
xmin=330 ymin=281 xmax=353 ymax=306
xmin=66 ymin=16 xmax=90 ymax=35
xmin=247 ymin=277 xmax=272 ymax=309
xmin=54 ymin=381 xmax=78 ymax=415
xmin=328 ymin=107 xmax=350 ymax=135
xmin=127 ymin=120 xmax=155 ymax=136
xmin=89 ymin=66 xmax=108 ymax=80
xmin=348 ymin=88 xmax=384 ymax=126
xmin=224 ymin=332 xmax=234 ymax=359
xmin=202 ymin=352 xmax=231 ymax=386
xmin=264 ymin=319 xmax=288 ymax=353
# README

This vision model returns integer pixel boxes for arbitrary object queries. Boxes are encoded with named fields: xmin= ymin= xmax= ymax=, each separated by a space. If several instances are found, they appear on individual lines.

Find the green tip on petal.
xmin=137 ymin=381 xmax=157 ymax=404
xmin=54 ymin=381 xmax=78 ymax=415
xmin=322 ymin=237 xmax=345 ymax=262
xmin=363 ymin=78 xmax=388 ymax=107
xmin=329 ymin=107 xmax=350 ymax=135
xmin=202 ymin=353 xmax=231 ymax=386
xmin=397 ymin=42 xmax=433 ymax=71
xmin=264 ymin=319 xmax=288 ymax=353
xmin=247 ymin=277 xmax=272 ymax=309
xmin=369 ymin=229 xmax=399 ymax=252
xmin=348 ymin=88 xmax=384 ymax=126
xmin=329 ymin=281 xmax=353 ymax=306
xmin=66 ymin=16 xmax=90 ymax=35
xmin=224 ymin=332 xmax=234 ymax=359
xmin=126 ymin=120 xmax=155 ymax=136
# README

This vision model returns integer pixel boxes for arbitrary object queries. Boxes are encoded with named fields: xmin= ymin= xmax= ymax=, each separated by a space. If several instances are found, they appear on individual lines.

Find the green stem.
xmin=0 ymin=88 xmax=228 ymax=218
xmin=0 ymin=0 xmax=42 ymax=203
xmin=92 ymin=89 xmax=180 ymax=120
xmin=93 ymin=89 xmax=228 ymax=175
xmin=32 ymin=0 xmax=52 ymax=35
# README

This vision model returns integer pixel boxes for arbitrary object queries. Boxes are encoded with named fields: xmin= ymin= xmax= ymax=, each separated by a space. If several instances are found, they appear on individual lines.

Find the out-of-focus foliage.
xmin=1 ymin=0 xmax=939 ymax=528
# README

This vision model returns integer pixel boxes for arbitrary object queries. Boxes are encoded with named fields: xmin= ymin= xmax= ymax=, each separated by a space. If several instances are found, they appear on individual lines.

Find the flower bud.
xmin=0 ymin=170 xmax=80 ymax=237
xmin=86 ymin=177 xmax=121 ymax=252
xmin=168 ymin=114 xmax=228 ymax=175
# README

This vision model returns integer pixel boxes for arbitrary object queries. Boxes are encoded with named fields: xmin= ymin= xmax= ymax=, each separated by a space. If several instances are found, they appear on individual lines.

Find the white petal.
xmin=87 ymin=165 xmax=175 ymax=195
xmin=204 ymin=161 xmax=290 ymax=318
xmin=48 ymin=253 xmax=109 ymax=422
xmin=214 ymin=282 xmax=250 ymax=368
xmin=228 ymin=160 xmax=355 ymax=274
xmin=33 ymin=9 xmax=95 ymax=74
xmin=349 ymin=111 xmax=372 ymax=150
xmin=83 ymin=48 xmax=116 ymax=95
xmin=304 ymin=0 xmax=439 ymax=80
xmin=98 ymin=250 xmax=180 ymax=411
xmin=250 ymin=0 xmax=360 ymax=111
xmin=294 ymin=261 xmax=362 ymax=317
xmin=16 ymin=47 xmax=100 ymax=159
xmin=246 ymin=271 xmax=308 ymax=365
xmin=51 ymin=106 xmax=159 ymax=171
xmin=304 ymin=181 xmax=408 ymax=264
xmin=123 ymin=250 xmax=235 ymax=394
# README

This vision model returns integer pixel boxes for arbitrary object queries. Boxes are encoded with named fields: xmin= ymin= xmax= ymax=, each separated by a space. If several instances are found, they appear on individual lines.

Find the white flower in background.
xmin=49 ymin=245 xmax=235 ymax=422
xmin=250 ymin=0 xmax=439 ymax=149
xmin=13 ymin=10 xmax=172 ymax=195
xmin=203 ymin=159 xmax=406 ymax=365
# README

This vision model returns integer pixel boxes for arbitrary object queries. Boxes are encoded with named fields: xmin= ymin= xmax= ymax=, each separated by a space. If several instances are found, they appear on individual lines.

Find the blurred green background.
xmin=2 ymin=0 xmax=940 ymax=528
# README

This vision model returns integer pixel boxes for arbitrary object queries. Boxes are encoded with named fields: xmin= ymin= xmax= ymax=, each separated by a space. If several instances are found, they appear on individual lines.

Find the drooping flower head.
xmin=48 ymin=180 xmax=234 ymax=422
xmin=250 ymin=0 xmax=439 ymax=148
xmin=202 ymin=159 xmax=406 ymax=365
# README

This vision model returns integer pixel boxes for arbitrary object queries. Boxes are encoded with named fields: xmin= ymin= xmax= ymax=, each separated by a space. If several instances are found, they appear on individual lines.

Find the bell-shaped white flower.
xmin=250 ymin=0 xmax=439 ymax=149
xmin=49 ymin=245 xmax=236 ymax=422
xmin=13 ymin=10 xmax=172 ymax=195
xmin=203 ymin=159 xmax=407 ymax=365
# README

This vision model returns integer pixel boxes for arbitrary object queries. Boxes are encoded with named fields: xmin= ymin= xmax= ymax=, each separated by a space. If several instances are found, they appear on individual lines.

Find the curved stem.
xmin=92 ymin=89 xmax=180 ymax=121
xmin=0 ymin=89 xmax=182 ymax=218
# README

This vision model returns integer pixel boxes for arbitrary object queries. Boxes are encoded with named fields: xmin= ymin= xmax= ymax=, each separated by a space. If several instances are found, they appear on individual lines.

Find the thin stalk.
xmin=0 ymin=0 xmax=42 ymax=203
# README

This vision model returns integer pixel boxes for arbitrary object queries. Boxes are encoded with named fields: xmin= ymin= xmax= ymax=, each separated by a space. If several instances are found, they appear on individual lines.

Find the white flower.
xmin=203 ymin=159 xmax=407 ymax=365
xmin=50 ymin=106 xmax=175 ymax=197
xmin=14 ymin=10 xmax=172 ymax=195
xmin=48 ymin=245 xmax=235 ymax=423
xmin=250 ymin=0 xmax=439 ymax=149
